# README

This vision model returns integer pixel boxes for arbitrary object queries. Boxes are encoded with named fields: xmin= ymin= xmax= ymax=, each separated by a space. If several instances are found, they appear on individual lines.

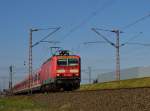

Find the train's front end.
xmin=55 ymin=50 xmax=81 ymax=90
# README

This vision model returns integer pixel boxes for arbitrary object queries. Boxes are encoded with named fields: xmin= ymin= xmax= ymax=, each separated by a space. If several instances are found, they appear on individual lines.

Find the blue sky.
xmin=0 ymin=0 xmax=150 ymax=88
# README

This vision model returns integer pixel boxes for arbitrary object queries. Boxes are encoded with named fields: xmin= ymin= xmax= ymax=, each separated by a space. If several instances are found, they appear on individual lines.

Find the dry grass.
xmin=80 ymin=77 xmax=150 ymax=91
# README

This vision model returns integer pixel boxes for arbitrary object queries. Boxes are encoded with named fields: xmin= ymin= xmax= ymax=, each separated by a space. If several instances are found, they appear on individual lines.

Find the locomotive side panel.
xmin=40 ymin=57 xmax=57 ymax=85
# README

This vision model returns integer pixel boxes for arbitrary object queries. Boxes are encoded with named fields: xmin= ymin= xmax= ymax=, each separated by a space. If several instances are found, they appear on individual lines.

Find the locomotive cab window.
xmin=68 ymin=58 xmax=78 ymax=66
xmin=57 ymin=58 xmax=79 ymax=66
xmin=57 ymin=59 xmax=67 ymax=66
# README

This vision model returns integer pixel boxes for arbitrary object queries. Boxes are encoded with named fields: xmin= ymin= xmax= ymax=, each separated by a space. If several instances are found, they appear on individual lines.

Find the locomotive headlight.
xmin=75 ymin=73 xmax=79 ymax=76
xmin=70 ymin=69 xmax=79 ymax=73
xmin=56 ymin=74 xmax=60 ymax=76
xmin=57 ymin=69 xmax=65 ymax=73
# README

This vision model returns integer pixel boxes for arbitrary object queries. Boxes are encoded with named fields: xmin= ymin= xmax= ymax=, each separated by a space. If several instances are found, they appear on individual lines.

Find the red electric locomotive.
xmin=13 ymin=50 xmax=81 ymax=94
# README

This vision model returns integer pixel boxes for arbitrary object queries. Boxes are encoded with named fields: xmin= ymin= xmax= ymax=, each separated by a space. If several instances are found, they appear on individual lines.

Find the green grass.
xmin=80 ymin=77 xmax=150 ymax=91
xmin=0 ymin=96 xmax=46 ymax=111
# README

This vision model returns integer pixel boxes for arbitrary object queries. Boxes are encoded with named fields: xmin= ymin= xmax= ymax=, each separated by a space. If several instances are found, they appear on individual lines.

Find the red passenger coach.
xmin=13 ymin=50 xmax=81 ymax=94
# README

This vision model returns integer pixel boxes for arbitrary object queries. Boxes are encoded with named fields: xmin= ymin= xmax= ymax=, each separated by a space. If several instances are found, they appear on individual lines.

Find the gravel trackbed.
xmin=30 ymin=88 xmax=150 ymax=111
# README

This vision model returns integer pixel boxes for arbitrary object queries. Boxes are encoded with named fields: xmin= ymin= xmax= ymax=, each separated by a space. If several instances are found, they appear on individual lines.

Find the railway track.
xmin=21 ymin=86 xmax=150 ymax=96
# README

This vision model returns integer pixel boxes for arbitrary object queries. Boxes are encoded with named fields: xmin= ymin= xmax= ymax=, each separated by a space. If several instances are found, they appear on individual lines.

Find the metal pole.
xmin=28 ymin=27 xmax=60 ymax=94
xmin=115 ymin=30 xmax=120 ymax=80
xmin=2 ymin=77 xmax=6 ymax=92
xmin=111 ymin=29 xmax=121 ymax=81
xmin=29 ymin=29 xmax=39 ymax=94
xmin=9 ymin=65 xmax=13 ymax=94
xmin=29 ymin=29 xmax=32 ymax=94
xmin=92 ymin=28 xmax=121 ymax=81
xmin=88 ymin=66 xmax=92 ymax=84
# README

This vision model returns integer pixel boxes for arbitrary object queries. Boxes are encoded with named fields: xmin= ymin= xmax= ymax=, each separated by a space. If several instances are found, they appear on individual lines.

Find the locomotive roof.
xmin=42 ymin=55 xmax=80 ymax=65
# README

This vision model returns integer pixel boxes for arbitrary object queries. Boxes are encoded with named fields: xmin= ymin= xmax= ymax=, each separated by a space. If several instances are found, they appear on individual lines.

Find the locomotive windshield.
xmin=57 ymin=59 xmax=67 ymax=66
xmin=57 ymin=58 xmax=79 ymax=66
xmin=68 ymin=58 xmax=78 ymax=66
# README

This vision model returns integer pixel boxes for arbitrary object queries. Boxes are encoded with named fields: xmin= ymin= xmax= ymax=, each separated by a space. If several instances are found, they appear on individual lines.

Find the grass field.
xmin=0 ymin=96 xmax=47 ymax=111
xmin=80 ymin=77 xmax=150 ymax=91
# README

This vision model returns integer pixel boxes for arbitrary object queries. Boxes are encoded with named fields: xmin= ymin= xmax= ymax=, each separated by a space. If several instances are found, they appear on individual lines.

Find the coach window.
xmin=34 ymin=75 xmax=37 ymax=81
xmin=57 ymin=59 xmax=67 ymax=66
xmin=38 ymin=73 xmax=40 ymax=80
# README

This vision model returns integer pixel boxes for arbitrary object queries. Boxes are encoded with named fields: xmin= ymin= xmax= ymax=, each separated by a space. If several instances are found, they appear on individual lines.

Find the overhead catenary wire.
xmin=61 ymin=0 xmax=118 ymax=42
xmin=121 ymin=32 xmax=143 ymax=46
xmin=67 ymin=0 xmax=118 ymax=53
xmin=119 ymin=12 xmax=150 ymax=48
xmin=90 ymin=28 xmax=146 ymax=48
xmin=121 ymin=13 xmax=150 ymax=30
xmin=121 ymin=42 xmax=150 ymax=58
xmin=93 ymin=28 xmax=115 ymax=32
xmin=31 ymin=27 xmax=60 ymax=31
xmin=124 ymin=42 xmax=150 ymax=46
xmin=32 ymin=27 xmax=61 ymax=47
xmin=84 ymin=41 xmax=106 ymax=45
xmin=91 ymin=28 xmax=116 ymax=47
xmin=71 ymin=41 xmax=105 ymax=54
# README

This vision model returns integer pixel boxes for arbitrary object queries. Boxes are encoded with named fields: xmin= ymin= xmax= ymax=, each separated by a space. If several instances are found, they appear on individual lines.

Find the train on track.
xmin=12 ymin=50 xmax=81 ymax=94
